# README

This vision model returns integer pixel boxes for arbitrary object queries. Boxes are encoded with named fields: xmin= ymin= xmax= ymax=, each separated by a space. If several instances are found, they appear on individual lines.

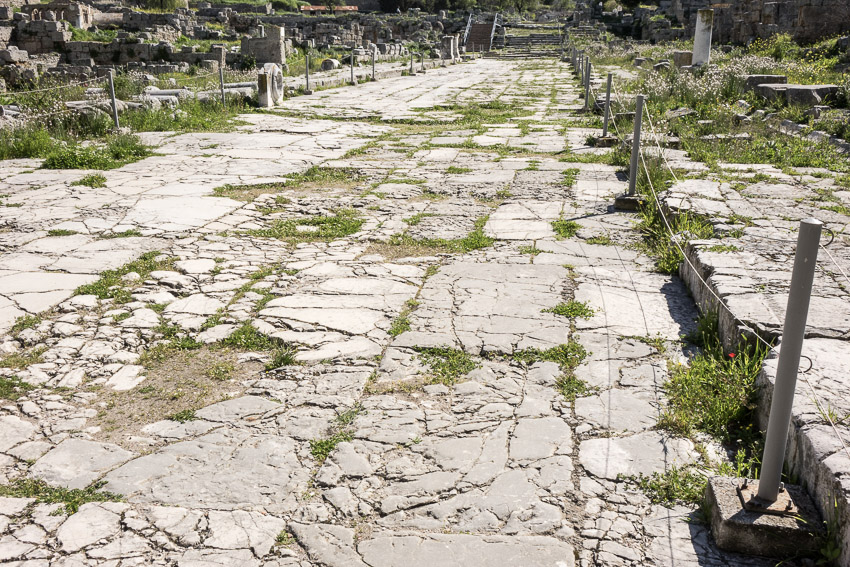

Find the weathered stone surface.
xmin=0 ymin=416 xmax=34 ymax=453
xmin=290 ymin=522 xmax=368 ymax=566
xmin=579 ymin=432 xmax=697 ymax=480
xmin=103 ymin=429 xmax=308 ymax=512
xmin=358 ymin=533 xmax=575 ymax=566
xmin=30 ymin=439 xmax=135 ymax=490
xmin=56 ymin=503 xmax=126 ymax=553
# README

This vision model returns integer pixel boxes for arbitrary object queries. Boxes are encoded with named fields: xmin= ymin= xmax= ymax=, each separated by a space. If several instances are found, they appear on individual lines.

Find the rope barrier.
xmin=580 ymin=48 xmax=850 ymax=466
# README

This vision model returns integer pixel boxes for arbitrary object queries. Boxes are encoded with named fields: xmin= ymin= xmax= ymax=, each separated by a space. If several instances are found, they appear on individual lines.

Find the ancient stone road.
xmin=0 ymin=59 xmax=781 ymax=565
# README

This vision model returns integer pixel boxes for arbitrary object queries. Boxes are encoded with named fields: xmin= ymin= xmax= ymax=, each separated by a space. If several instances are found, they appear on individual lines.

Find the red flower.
xmin=729 ymin=353 xmax=736 ymax=358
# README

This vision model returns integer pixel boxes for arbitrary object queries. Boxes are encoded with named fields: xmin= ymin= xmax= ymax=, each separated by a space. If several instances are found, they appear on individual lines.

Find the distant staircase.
xmin=487 ymin=24 xmax=562 ymax=59
xmin=464 ymin=14 xmax=500 ymax=52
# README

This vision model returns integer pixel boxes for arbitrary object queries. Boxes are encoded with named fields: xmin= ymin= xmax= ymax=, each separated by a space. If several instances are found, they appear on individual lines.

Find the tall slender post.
xmin=602 ymin=72 xmax=612 ymax=138
xmin=107 ymin=70 xmax=119 ymax=129
xmin=218 ymin=64 xmax=226 ymax=107
xmin=350 ymin=45 xmax=355 ymax=85
xmin=305 ymin=52 xmax=312 ymax=94
xmin=410 ymin=52 xmax=415 ymax=75
xmin=757 ymin=219 xmax=822 ymax=502
xmin=371 ymin=48 xmax=376 ymax=81
xmin=628 ymin=94 xmax=644 ymax=196
xmin=420 ymin=51 xmax=425 ymax=72
xmin=583 ymin=60 xmax=591 ymax=111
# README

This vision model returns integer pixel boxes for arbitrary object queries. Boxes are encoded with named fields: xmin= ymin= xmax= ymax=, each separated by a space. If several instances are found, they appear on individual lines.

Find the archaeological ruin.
xmin=0 ymin=0 xmax=849 ymax=565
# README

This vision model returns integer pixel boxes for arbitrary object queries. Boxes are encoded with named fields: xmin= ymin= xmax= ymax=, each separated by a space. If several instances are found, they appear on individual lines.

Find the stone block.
xmin=742 ymin=74 xmax=786 ymax=92
xmin=754 ymin=83 xmax=788 ymax=102
xmin=785 ymin=84 xmax=839 ymax=106
xmin=706 ymin=477 xmax=823 ymax=559
xmin=672 ymin=50 xmax=691 ymax=67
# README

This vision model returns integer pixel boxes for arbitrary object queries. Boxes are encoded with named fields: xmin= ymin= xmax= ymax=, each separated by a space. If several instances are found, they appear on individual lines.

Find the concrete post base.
xmin=613 ymin=193 xmax=644 ymax=211
xmin=594 ymin=136 xmax=618 ymax=148
xmin=705 ymin=477 xmax=823 ymax=559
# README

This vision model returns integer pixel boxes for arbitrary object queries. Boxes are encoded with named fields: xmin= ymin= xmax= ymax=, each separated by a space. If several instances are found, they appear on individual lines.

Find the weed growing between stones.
xmin=631 ymin=466 xmax=707 ymax=506
xmin=0 ymin=376 xmax=36 ymax=401
xmin=42 ymin=134 xmax=152 ymax=170
xmin=309 ymin=432 xmax=353 ymax=464
xmin=416 ymin=347 xmax=479 ymax=386
xmin=284 ymin=166 xmax=366 ymax=190
xmin=100 ymin=229 xmax=144 ymax=239
xmin=446 ymin=166 xmax=472 ymax=174
xmin=167 ymin=409 xmax=196 ymax=423
xmin=309 ymin=404 xmax=364 ymax=464
xmin=543 ymin=300 xmax=595 ymax=319
xmin=275 ymin=530 xmax=295 ymax=547
xmin=585 ymin=234 xmax=614 ymax=246
xmin=213 ymin=182 xmax=286 ymax=202
xmin=139 ymin=323 xmax=203 ymax=368
xmin=556 ymin=375 xmax=593 ymax=402
xmin=388 ymin=299 xmax=419 ymax=337
xmin=10 ymin=314 xmax=42 ymax=336
xmin=512 ymin=342 xmax=589 ymax=369
xmin=265 ymin=345 xmax=298 ymax=371
xmin=559 ymin=146 xmax=629 ymax=166
xmin=0 ymin=347 xmax=47 ymax=370
xmin=660 ymin=312 xmax=768 ymax=446
xmin=631 ymin=157 xmax=715 ymax=273
xmin=561 ymin=168 xmax=580 ymax=187
xmin=218 ymin=322 xmax=276 ymax=350
xmin=46 ymin=229 xmax=79 ymax=236
xmin=519 ymin=245 xmax=543 ymax=256
xmin=552 ymin=218 xmax=581 ymax=238
xmin=403 ymin=213 xmax=436 ymax=226
xmin=71 ymin=173 xmax=107 ymax=188
xmin=74 ymin=251 xmax=174 ymax=303
xmin=0 ymin=479 xmax=123 ymax=515
xmin=248 ymin=209 xmax=364 ymax=242
xmin=388 ymin=215 xmax=494 ymax=254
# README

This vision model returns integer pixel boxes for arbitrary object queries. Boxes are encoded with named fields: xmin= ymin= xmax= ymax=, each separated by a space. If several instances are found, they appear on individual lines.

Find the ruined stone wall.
xmin=13 ymin=18 xmax=71 ymax=55
xmin=61 ymin=39 xmax=225 ymax=68
xmin=122 ymin=8 xmax=196 ymax=35
xmin=671 ymin=0 xmax=850 ymax=44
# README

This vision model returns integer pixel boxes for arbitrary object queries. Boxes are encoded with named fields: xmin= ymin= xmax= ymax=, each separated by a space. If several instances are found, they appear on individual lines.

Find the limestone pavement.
xmin=0 ymin=59 xmax=785 ymax=566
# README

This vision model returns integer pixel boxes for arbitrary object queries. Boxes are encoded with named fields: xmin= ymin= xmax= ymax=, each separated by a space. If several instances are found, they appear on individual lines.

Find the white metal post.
xmin=757 ymin=219 xmax=823 ymax=502
xmin=219 ymin=64 xmax=226 ymax=107
xmin=602 ymin=72 xmax=612 ymax=138
xmin=628 ymin=94 xmax=644 ymax=196
xmin=107 ymin=70 xmax=119 ymax=129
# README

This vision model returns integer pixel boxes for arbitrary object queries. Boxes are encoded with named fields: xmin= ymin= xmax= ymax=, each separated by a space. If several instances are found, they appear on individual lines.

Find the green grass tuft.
xmin=543 ymin=300 xmax=595 ymax=319
xmin=71 ymin=173 xmax=107 ymax=188
xmin=416 ymin=347 xmax=479 ymax=385
xmin=552 ymin=218 xmax=580 ymax=238
xmin=0 ymin=478 xmax=123 ymax=515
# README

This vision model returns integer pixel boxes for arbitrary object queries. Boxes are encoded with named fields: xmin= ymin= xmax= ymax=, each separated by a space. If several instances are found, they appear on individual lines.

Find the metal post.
xmin=628 ymin=94 xmax=644 ymax=196
xmin=420 ymin=51 xmax=425 ymax=72
xmin=410 ymin=53 xmax=415 ymax=75
xmin=757 ymin=218 xmax=822 ymax=502
xmin=219 ymin=64 xmax=226 ymax=107
xmin=107 ymin=70 xmax=119 ymax=129
xmin=602 ymin=72 xmax=612 ymax=138
xmin=305 ymin=52 xmax=311 ymax=94
xmin=583 ymin=60 xmax=591 ymax=111
xmin=350 ymin=46 xmax=355 ymax=85
xmin=371 ymin=49 xmax=376 ymax=81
